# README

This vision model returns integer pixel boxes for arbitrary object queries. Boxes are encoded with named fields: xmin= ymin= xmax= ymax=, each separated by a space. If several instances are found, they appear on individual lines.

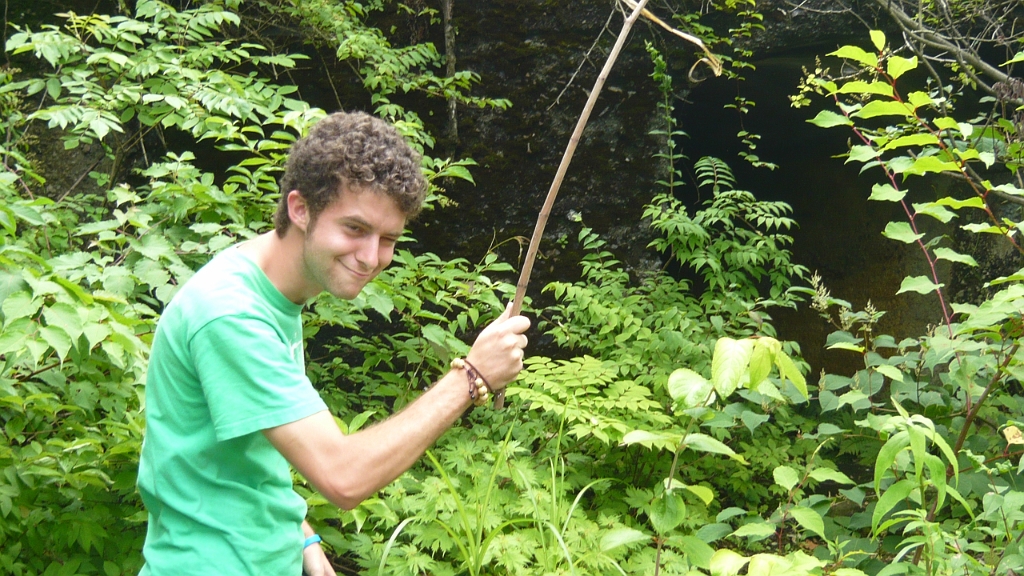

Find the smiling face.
xmin=294 ymin=185 xmax=406 ymax=301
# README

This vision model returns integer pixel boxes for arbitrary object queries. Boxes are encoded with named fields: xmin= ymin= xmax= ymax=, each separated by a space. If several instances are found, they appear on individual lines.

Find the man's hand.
xmin=302 ymin=541 xmax=337 ymax=576
xmin=465 ymin=302 xmax=531 ymax=392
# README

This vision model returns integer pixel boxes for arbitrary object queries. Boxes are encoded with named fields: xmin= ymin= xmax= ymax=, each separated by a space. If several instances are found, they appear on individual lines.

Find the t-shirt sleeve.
xmin=190 ymin=314 xmax=328 ymax=441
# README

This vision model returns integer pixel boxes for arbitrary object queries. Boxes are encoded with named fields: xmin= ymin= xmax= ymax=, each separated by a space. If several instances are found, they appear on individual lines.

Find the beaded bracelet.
xmin=451 ymin=358 xmax=493 ymax=407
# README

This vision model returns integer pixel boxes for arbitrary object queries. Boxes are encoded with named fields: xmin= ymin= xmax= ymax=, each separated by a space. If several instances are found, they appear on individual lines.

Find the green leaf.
xmin=420 ymin=324 xmax=449 ymax=347
xmin=887 ymin=55 xmax=917 ymax=79
xmin=667 ymin=368 xmax=715 ymax=408
xmin=710 ymin=549 xmax=750 ymax=576
xmin=868 ymin=183 xmax=906 ymax=202
xmin=874 ymin=431 xmax=910 ymax=491
xmin=9 ymin=204 xmax=45 ymax=226
xmin=712 ymin=337 xmax=753 ymax=398
xmin=685 ymin=433 xmax=747 ymax=464
xmin=872 ymin=478 xmax=916 ymax=535
xmin=869 ymin=30 xmax=886 ymax=51
xmin=747 ymin=340 xmax=773 ymax=387
xmin=2 ymin=291 xmax=40 ymax=322
xmin=600 ymin=527 xmax=649 ymax=552
xmin=0 ymin=271 xmax=29 ymax=306
xmin=933 ymin=247 xmax=977 ymax=266
xmin=808 ymin=467 xmax=855 ymax=485
xmin=650 ymin=492 xmax=686 ymax=534
xmin=874 ymin=364 xmax=904 ymax=382
xmin=807 ymin=110 xmax=852 ymax=128
xmin=836 ymin=80 xmax=893 ymax=97
xmin=677 ymin=535 xmax=715 ymax=570
xmin=900 ymin=156 xmax=961 ymax=176
xmin=896 ymin=275 xmax=943 ymax=295
xmin=730 ymin=522 xmax=776 ymax=539
xmin=1003 ymin=51 xmax=1024 ymax=66
xmin=828 ymin=45 xmax=878 ymax=68
xmin=882 ymin=221 xmax=924 ymax=244
xmin=790 ymin=506 xmax=826 ymax=539
xmin=773 ymin=465 xmax=801 ymax=492
xmin=740 ymin=410 xmax=770 ymax=434
xmin=39 ymin=325 xmax=73 ymax=361
xmin=775 ymin=351 xmax=807 ymax=399
xmin=912 ymin=202 xmax=956 ymax=223
xmin=622 ymin=430 xmax=680 ymax=448
xmin=881 ymin=133 xmax=938 ymax=151
xmin=854 ymin=101 xmax=914 ymax=119
xmin=934 ymin=196 xmax=985 ymax=210
xmin=684 ymin=484 xmax=715 ymax=506
xmin=43 ymin=302 xmax=84 ymax=341
xmin=847 ymin=145 xmax=879 ymax=163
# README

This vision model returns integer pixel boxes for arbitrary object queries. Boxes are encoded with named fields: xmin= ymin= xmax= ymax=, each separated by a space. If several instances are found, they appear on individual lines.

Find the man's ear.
xmin=286 ymin=190 xmax=310 ymax=233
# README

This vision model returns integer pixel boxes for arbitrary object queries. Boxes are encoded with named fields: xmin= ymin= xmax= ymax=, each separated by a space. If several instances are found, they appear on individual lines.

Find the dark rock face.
xmin=413 ymin=1 xmax=665 ymax=279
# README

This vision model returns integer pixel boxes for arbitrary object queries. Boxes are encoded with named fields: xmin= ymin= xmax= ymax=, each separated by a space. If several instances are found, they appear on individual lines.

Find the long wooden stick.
xmin=510 ymin=0 xmax=650 ymax=317
xmin=494 ymin=0 xmax=651 ymax=409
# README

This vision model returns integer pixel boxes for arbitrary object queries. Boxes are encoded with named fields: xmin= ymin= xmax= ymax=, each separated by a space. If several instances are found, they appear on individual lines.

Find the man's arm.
xmin=264 ymin=305 xmax=530 ymax=510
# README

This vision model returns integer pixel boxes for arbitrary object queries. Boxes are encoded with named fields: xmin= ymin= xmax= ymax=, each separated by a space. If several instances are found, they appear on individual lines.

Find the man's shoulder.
xmin=166 ymin=248 xmax=265 ymax=323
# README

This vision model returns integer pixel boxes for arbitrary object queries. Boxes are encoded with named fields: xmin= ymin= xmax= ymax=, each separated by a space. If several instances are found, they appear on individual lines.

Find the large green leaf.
xmin=872 ymin=478 xmax=916 ymax=535
xmin=599 ymin=527 xmax=649 ymax=552
xmin=685 ymin=433 xmax=747 ymax=464
xmin=853 ymin=100 xmax=914 ymax=119
xmin=774 ymin=351 xmax=807 ymax=399
xmin=868 ymin=183 xmax=906 ymax=202
xmin=828 ymin=45 xmax=878 ymax=67
xmin=710 ymin=549 xmax=749 ymax=576
xmin=790 ymin=506 xmax=826 ymax=539
xmin=667 ymin=368 xmax=715 ymax=408
xmin=711 ymin=337 xmax=752 ymax=398
xmin=773 ymin=465 xmax=800 ymax=492
xmin=886 ymin=55 xmax=917 ymax=79
xmin=933 ymin=247 xmax=977 ymax=267
xmin=650 ymin=492 xmax=686 ymax=534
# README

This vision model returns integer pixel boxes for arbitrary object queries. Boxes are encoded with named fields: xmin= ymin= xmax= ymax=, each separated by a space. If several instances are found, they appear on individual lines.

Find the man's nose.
xmin=355 ymin=236 xmax=380 ymax=269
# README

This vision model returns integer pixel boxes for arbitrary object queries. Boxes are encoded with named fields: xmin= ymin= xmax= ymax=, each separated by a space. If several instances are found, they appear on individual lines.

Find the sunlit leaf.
xmin=882 ymin=221 xmax=924 ymax=244
xmin=790 ymin=506 xmax=826 ymax=539
xmin=869 ymin=30 xmax=886 ymax=51
xmin=773 ymin=465 xmax=800 ymax=492
xmin=828 ymin=45 xmax=878 ymax=68
xmin=807 ymin=110 xmax=852 ymax=128
xmin=887 ymin=55 xmax=917 ymax=79
xmin=710 ymin=549 xmax=750 ymax=576
xmin=854 ymin=100 xmax=914 ymax=119
xmin=933 ymin=247 xmax=977 ymax=266
xmin=896 ymin=275 xmax=943 ymax=295
xmin=711 ymin=337 xmax=753 ymax=398
xmin=868 ymin=183 xmax=906 ymax=202
xmin=600 ymin=527 xmax=649 ymax=552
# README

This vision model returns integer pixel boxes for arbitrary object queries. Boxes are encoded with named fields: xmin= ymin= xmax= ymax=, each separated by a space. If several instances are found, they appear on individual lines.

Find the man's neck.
xmin=238 ymin=230 xmax=313 ymax=304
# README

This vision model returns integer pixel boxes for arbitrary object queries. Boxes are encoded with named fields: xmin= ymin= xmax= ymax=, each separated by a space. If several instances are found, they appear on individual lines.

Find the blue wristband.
xmin=303 ymin=534 xmax=322 ymax=549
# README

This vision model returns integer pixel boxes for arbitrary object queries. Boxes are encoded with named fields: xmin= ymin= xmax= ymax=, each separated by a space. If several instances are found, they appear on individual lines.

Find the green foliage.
xmin=0 ymin=1 xmax=498 ymax=573
xmin=792 ymin=29 xmax=1024 ymax=574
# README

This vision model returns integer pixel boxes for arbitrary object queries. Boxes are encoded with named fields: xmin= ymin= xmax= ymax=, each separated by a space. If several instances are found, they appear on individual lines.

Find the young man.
xmin=136 ymin=112 xmax=530 ymax=575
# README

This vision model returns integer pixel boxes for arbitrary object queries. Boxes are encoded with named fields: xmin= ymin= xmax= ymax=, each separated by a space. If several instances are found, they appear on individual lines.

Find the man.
xmin=136 ymin=111 xmax=531 ymax=575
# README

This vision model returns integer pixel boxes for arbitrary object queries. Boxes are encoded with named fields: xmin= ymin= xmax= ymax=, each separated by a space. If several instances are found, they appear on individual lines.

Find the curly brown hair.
xmin=274 ymin=111 xmax=427 ymax=235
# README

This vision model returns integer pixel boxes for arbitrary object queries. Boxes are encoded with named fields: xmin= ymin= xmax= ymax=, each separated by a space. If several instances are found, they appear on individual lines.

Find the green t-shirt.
xmin=137 ymin=247 xmax=328 ymax=575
